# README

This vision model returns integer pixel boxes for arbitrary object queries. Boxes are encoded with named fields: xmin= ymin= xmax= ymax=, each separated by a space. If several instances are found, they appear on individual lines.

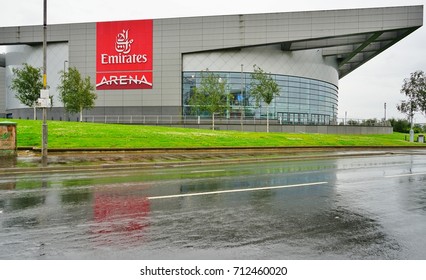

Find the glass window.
xmin=182 ymin=71 xmax=338 ymax=123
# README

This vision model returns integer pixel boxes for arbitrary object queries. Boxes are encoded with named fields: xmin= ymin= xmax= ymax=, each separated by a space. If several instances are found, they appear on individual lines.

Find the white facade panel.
xmin=183 ymin=45 xmax=338 ymax=87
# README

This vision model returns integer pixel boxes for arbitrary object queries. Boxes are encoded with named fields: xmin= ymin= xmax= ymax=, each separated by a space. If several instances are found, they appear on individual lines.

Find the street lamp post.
xmin=240 ymin=64 xmax=244 ymax=131
xmin=64 ymin=60 xmax=68 ymax=73
xmin=410 ymin=113 xmax=414 ymax=142
xmin=384 ymin=102 xmax=387 ymax=121
xmin=41 ymin=0 xmax=48 ymax=166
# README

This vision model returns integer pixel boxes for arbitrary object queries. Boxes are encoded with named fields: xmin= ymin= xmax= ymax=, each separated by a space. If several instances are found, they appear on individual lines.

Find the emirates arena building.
xmin=0 ymin=5 xmax=423 ymax=132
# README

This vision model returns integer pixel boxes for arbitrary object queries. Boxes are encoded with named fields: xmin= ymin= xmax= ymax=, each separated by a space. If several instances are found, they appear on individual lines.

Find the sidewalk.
xmin=2 ymin=146 xmax=426 ymax=176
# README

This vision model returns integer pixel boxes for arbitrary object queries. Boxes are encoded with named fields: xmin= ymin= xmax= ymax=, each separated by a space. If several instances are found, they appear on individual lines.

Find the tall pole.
xmin=240 ymin=64 xmax=244 ymax=131
xmin=41 ymin=0 xmax=48 ymax=166
xmin=384 ymin=102 xmax=387 ymax=121
xmin=409 ymin=107 xmax=414 ymax=142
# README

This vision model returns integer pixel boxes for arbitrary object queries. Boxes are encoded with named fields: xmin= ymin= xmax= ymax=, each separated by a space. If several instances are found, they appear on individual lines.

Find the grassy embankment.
xmin=2 ymin=119 xmax=422 ymax=149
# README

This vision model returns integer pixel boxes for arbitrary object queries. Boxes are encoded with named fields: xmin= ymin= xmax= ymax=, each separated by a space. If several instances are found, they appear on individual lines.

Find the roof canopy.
xmin=281 ymin=27 xmax=420 ymax=78
xmin=180 ymin=5 xmax=423 ymax=79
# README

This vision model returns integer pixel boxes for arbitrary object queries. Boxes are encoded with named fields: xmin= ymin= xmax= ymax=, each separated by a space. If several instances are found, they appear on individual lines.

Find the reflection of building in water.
xmin=93 ymin=194 xmax=150 ymax=235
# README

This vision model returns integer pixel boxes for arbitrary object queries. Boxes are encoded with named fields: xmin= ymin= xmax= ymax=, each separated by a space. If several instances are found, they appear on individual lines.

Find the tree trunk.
xmin=212 ymin=113 xmax=215 ymax=130
xmin=33 ymin=106 xmax=37 ymax=120
xmin=266 ymin=105 xmax=270 ymax=133
xmin=409 ymin=112 xmax=414 ymax=142
xmin=240 ymin=106 xmax=244 ymax=131
xmin=79 ymin=106 xmax=83 ymax=122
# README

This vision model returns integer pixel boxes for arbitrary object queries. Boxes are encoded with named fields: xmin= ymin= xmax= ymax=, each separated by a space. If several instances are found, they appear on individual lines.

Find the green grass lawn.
xmin=1 ymin=118 xmax=421 ymax=149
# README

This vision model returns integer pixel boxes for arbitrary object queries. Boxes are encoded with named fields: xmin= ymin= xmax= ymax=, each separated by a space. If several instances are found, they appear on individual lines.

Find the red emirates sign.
xmin=96 ymin=20 xmax=153 ymax=90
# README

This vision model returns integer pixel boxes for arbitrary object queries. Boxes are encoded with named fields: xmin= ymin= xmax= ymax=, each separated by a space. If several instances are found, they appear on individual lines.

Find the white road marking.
xmin=147 ymin=181 xmax=328 ymax=200
xmin=190 ymin=169 xmax=226 ymax=174
xmin=385 ymin=172 xmax=426 ymax=178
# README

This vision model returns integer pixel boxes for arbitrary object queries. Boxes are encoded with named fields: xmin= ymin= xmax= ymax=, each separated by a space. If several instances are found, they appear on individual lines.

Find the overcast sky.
xmin=1 ymin=0 xmax=425 ymax=122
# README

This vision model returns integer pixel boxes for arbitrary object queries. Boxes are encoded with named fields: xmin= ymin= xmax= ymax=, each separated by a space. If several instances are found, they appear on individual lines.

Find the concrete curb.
xmin=2 ymin=147 xmax=418 ymax=176
xmin=18 ymin=145 xmax=426 ymax=153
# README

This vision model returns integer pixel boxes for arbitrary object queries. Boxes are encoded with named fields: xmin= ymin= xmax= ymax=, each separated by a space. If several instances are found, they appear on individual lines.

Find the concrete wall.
xmin=161 ymin=123 xmax=393 ymax=134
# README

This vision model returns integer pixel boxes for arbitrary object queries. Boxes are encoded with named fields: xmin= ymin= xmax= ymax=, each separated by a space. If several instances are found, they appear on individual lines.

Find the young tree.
xmin=58 ymin=67 xmax=97 ymax=122
xmin=396 ymin=100 xmax=417 ymax=126
xmin=188 ymin=71 xmax=232 ymax=130
xmin=10 ymin=63 xmax=44 ymax=120
xmin=397 ymin=70 xmax=426 ymax=141
xmin=250 ymin=65 xmax=280 ymax=132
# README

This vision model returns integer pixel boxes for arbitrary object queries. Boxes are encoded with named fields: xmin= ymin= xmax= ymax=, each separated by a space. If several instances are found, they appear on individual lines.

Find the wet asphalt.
xmin=0 ymin=149 xmax=426 ymax=259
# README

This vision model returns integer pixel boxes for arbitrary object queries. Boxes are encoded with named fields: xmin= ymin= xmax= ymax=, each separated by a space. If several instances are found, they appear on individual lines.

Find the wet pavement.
xmin=0 ymin=150 xmax=426 ymax=259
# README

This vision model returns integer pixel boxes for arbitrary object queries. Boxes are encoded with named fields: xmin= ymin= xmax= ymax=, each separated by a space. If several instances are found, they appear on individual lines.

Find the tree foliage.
xmin=390 ymin=118 xmax=426 ymax=134
xmin=389 ymin=118 xmax=411 ymax=133
xmin=58 ymin=67 xmax=97 ymax=121
xmin=250 ymin=65 xmax=280 ymax=106
xmin=10 ymin=63 xmax=43 ymax=118
xmin=250 ymin=65 xmax=280 ymax=132
xmin=397 ymin=70 xmax=426 ymax=122
xmin=188 ymin=70 xmax=232 ymax=130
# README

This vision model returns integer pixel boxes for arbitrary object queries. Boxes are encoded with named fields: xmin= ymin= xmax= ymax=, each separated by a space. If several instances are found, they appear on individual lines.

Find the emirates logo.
xmin=96 ymin=19 xmax=153 ymax=90
xmin=100 ymin=28 xmax=147 ymax=65
xmin=115 ymin=29 xmax=134 ymax=54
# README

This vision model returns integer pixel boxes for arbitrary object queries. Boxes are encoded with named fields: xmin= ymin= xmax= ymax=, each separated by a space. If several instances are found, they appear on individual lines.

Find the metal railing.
xmin=82 ymin=115 xmax=391 ymax=127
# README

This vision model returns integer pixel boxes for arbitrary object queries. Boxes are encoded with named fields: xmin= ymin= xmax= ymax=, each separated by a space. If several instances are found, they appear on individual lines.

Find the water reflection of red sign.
xmin=93 ymin=194 xmax=150 ymax=235
xmin=96 ymin=19 xmax=153 ymax=90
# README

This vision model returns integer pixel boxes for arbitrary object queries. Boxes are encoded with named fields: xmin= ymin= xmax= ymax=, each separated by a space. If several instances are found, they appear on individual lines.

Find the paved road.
xmin=0 ymin=150 xmax=426 ymax=259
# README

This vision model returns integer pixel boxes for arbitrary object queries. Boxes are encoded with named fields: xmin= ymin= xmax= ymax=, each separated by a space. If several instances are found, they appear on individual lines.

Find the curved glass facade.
xmin=183 ymin=71 xmax=338 ymax=125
